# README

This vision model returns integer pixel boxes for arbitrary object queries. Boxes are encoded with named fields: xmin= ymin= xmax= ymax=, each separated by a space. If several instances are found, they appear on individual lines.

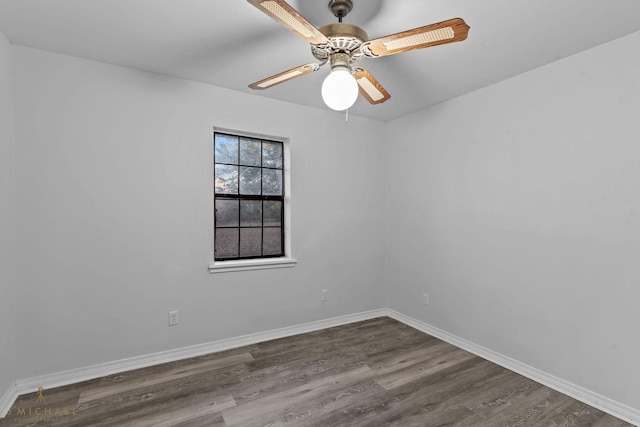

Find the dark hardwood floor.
xmin=1 ymin=317 xmax=633 ymax=426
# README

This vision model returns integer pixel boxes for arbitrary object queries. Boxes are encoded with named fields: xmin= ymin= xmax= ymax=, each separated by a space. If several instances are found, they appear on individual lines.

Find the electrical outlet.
xmin=322 ymin=289 xmax=328 ymax=301
xmin=423 ymin=293 xmax=429 ymax=306
xmin=169 ymin=310 xmax=179 ymax=326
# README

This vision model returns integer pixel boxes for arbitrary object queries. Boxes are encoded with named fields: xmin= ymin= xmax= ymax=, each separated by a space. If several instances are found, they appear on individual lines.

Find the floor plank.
xmin=0 ymin=317 xmax=634 ymax=426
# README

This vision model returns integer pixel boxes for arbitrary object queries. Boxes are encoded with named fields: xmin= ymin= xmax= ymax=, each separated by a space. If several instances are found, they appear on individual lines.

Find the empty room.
xmin=1 ymin=0 xmax=639 ymax=425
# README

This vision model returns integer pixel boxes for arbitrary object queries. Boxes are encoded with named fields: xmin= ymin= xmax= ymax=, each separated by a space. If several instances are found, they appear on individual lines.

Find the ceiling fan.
xmin=247 ymin=0 xmax=470 ymax=111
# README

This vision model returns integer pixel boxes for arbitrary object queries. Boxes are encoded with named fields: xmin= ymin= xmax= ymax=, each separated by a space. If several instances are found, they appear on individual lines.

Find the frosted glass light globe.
xmin=321 ymin=69 xmax=359 ymax=111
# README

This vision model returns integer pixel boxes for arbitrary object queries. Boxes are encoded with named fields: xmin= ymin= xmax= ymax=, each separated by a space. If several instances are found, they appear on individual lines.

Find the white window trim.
xmin=209 ymin=128 xmax=296 ymax=274
xmin=208 ymin=256 xmax=297 ymax=273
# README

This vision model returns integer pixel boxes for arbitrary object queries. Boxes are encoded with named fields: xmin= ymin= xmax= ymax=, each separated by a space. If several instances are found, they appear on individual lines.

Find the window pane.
xmin=215 ymin=165 xmax=238 ymax=194
xmin=240 ymin=200 xmax=262 ymax=227
xmin=215 ymin=199 xmax=239 ymax=227
xmin=215 ymin=134 xmax=238 ymax=164
xmin=263 ymin=227 xmax=283 ymax=255
xmin=262 ymin=141 xmax=283 ymax=168
xmin=262 ymin=169 xmax=283 ymax=196
xmin=239 ymin=166 xmax=261 ymax=195
xmin=216 ymin=165 xmax=238 ymax=194
xmin=215 ymin=228 xmax=238 ymax=259
xmin=263 ymin=200 xmax=282 ymax=227
xmin=240 ymin=138 xmax=261 ymax=166
xmin=240 ymin=228 xmax=262 ymax=257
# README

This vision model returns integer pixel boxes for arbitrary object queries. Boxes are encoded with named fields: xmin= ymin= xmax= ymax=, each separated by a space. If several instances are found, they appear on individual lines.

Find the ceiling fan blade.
xmin=362 ymin=18 xmax=470 ymax=58
xmin=247 ymin=0 xmax=329 ymax=46
xmin=249 ymin=63 xmax=321 ymax=90
xmin=353 ymin=67 xmax=391 ymax=105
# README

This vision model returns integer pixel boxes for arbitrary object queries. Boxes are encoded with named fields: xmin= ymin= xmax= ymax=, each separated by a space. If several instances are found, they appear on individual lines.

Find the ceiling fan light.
xmin=321 ymin=68 xmax=359 ymax=111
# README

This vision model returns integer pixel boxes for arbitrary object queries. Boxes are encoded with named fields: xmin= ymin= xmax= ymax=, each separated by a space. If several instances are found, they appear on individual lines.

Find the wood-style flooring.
xmin=1 ymin=317 xmax=633 ymax=426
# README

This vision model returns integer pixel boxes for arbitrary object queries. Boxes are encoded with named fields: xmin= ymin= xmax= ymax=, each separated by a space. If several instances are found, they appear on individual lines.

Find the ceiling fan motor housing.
xmin=312 ymin=23 xmax=368 ymax=64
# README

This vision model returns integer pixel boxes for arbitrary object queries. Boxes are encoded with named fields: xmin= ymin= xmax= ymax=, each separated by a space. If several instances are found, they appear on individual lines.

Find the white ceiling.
xmin=1 ymin=0 xmax=639 ymax=121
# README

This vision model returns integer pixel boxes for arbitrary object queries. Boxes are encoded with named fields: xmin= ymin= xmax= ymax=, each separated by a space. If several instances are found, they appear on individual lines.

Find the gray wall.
xmin=12 ymin=46 xmax=386 ymax=378
xmin=0 ymin=29 xmax=16 ymax=401
xmin=385 ymin=31 xmax=640 ymax=410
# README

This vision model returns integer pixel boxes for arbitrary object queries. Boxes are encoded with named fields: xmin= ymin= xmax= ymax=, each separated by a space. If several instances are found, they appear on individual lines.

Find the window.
xmin=213 ymin=131 xmax=287 ymax=263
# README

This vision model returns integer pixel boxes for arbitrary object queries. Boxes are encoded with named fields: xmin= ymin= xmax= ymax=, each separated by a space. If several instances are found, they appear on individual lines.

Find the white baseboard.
xmin=385 ymin=309 xmax=640 ymax=427
xmin=0 ymin=382 xmax=17 ymax=420
xmin=5 ymin=307 xmax=639 ymax=426
xmin=14 ymin=308 xmax=387 ymax=395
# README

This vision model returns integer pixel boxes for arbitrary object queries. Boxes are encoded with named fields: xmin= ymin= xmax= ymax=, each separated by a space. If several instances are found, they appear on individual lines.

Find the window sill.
xmin=208 ymin=257 xmax=297 ymax=273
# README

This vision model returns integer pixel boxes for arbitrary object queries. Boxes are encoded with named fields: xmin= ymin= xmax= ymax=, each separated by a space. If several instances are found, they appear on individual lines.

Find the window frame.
xmin=209 ymin=128 xmax=296 ymax=273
